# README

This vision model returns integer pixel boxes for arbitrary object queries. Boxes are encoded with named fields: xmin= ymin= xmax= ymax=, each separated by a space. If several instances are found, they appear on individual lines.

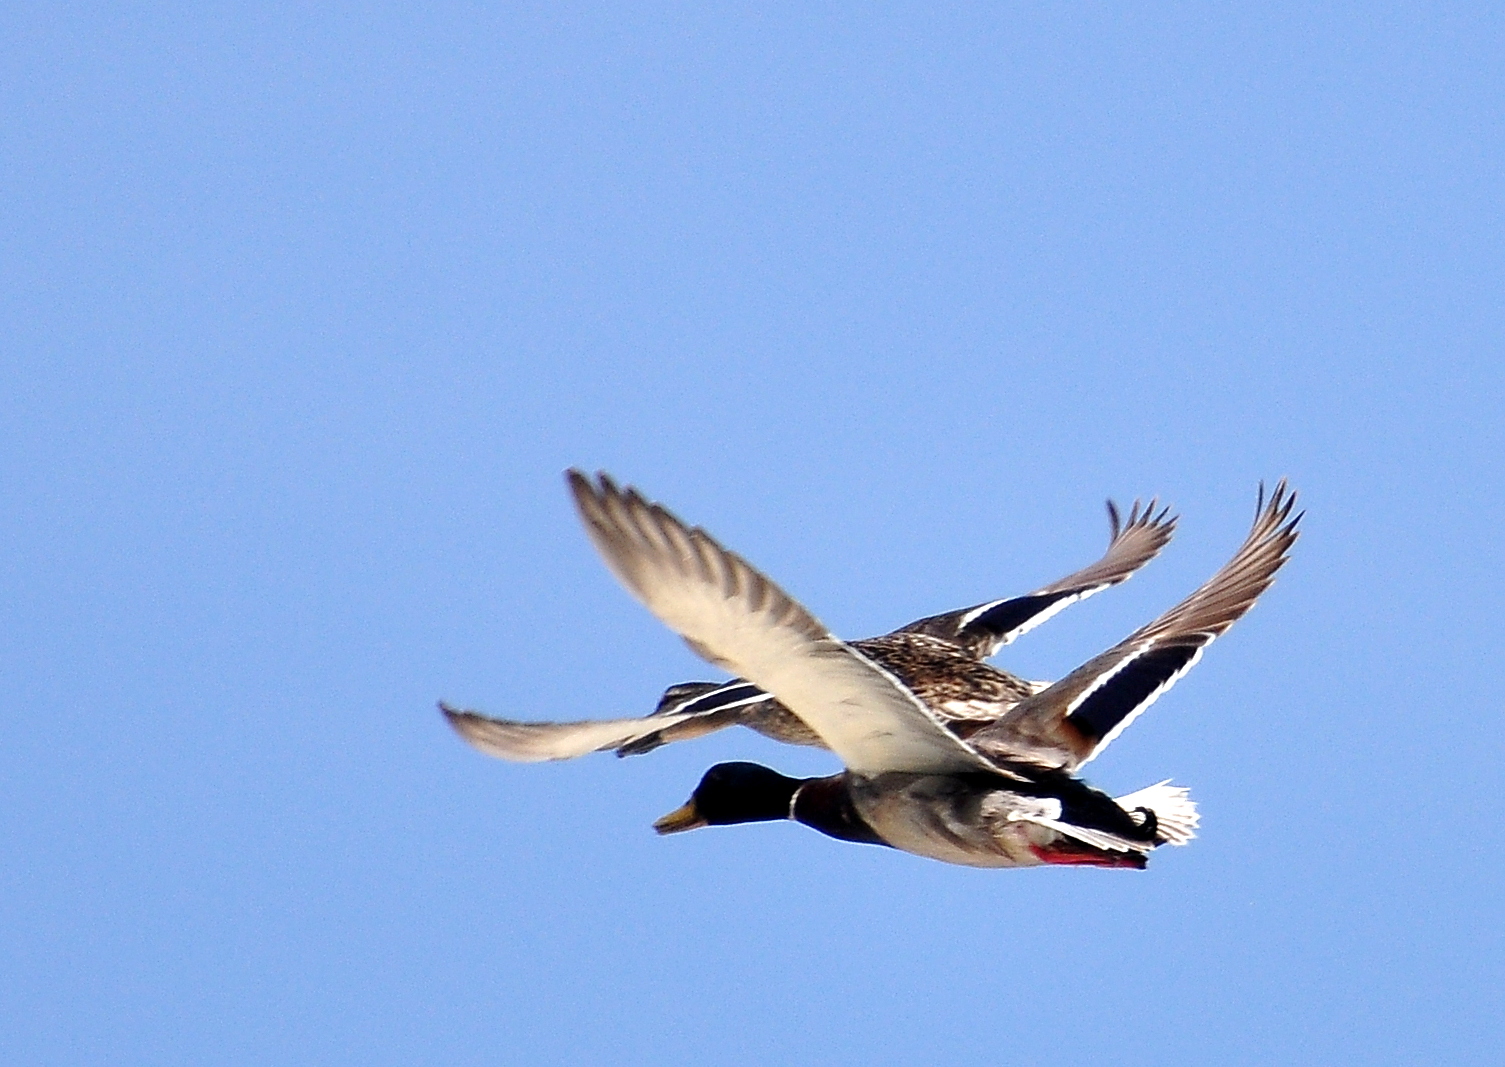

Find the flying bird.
xmin=439 ymin=472 xmax=1300 ymax=866
xmin=549 ymin=472 xmax=1297 ymax=869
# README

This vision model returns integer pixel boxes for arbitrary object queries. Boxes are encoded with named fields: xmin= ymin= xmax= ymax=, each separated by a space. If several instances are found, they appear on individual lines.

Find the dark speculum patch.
xmin=966 ymin=592 xmax=1070 ymax=639
xmin=1067 ymin=645 xmax=1199 ymax=743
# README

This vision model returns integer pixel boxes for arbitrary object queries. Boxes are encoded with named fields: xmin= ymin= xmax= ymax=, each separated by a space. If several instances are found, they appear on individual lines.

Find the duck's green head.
xmin=652 ymin=762 xmax=801 ymax=834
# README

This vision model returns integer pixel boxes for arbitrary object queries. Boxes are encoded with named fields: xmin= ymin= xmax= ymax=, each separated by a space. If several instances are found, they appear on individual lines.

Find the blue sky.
xmin=4 ymin=4 xmax=1502 ymax=1064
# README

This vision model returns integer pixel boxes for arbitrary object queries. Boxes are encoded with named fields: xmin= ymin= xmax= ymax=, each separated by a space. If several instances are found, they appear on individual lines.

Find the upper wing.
xmin=568 ymin=471 xmax=995 ymax=776
xmin=896 ymin=498 xmax=1177 ymax=659
xmin=970 ymin=482 xmax=1300 ymax=770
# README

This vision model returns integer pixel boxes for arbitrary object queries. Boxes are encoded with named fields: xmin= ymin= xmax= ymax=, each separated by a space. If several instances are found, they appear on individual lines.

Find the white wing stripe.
xmin=997 ymin=589 xmax=1095 ymax=643
xmin=1063 ymin=639 xmax=1154 ymax=719
xmin=1079 ymin=645 xmax=1206 ymax=765
xmin=957 ymin=598 xmax=1006 ymax=630
xmin=678 ymin=691 xmax=776 ymax=715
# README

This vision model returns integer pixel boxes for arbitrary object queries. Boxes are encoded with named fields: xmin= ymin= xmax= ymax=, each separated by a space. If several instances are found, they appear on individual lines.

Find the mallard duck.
xmin=650 ymin=762 xmax=1197 ymax=869
xmin=442 ymin=485 xmax=1176 ymax=761
xmin=569 ymin=472 xmax=1298 ymax=869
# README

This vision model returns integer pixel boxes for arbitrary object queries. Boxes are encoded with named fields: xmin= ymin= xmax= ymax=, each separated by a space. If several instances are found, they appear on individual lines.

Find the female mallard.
xmin=443 ymin=482 xmax=1176 ymax=760
xmin=569 ymin=472 xmax=1297 ymax=869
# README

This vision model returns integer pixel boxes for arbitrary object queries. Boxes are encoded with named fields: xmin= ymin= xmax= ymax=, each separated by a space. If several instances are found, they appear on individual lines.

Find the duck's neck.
xmin=791 ymin=775 xmax=891 ymax=848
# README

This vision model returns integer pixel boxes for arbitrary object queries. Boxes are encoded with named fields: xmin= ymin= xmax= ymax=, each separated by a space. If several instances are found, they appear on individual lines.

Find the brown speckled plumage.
xmin=666 ymin=632 xmax=1042 ymax=750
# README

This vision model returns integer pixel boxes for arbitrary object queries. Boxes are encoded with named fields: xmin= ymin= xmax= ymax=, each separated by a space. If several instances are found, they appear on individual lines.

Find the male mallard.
xmin=650 ymin=762 xmax=1197 ymax=869
xmin=569 ymin=473 xmax=1297 ymax=869
xmin=443 ymin=483 xmax=1175 ymax=760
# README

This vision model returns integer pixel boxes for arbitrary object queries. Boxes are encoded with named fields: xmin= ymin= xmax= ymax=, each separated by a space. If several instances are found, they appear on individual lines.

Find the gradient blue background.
xmin=5 ymin=4 xmax=1502 ymax=1064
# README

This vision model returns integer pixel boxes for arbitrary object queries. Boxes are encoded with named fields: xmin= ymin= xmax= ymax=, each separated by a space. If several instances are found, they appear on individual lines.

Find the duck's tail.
xmin=1114 ymin=780 xmax=1199 ymax=846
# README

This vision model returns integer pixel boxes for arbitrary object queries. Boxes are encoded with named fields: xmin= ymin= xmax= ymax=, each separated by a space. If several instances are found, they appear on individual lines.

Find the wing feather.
xmin=898 ymin=498 xmax=1177 ymax=658
xmin=440 ymin=702 xmax=707 ymax=762
xmin=972 ymin=481 xmax=1300 ymax=768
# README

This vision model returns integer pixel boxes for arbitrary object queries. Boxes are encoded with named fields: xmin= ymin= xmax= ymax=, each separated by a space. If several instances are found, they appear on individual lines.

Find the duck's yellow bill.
xmin=653 ymin=800 xmax=708 ymax=834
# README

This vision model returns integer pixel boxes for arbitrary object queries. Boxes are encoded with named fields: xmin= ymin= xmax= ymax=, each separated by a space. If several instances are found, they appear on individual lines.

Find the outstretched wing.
xmin=897 ymin=499 xmax=1177 ymax=659
xmin=439 ymin=681 xmax=782 ymax=762
xmin=970 ymin=482 xmax=1300 ymax=770
xmin=568 ymin=470 xmax=994 ymax=776
xmin=440 ymin=701 xmax=707 ymax=762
